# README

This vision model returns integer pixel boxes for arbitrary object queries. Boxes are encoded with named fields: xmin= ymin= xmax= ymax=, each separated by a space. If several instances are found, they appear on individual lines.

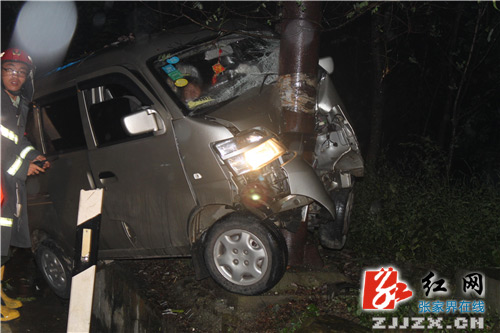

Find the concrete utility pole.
xmin=279 ymin=2 xmax=322 ymax=155
xmin=278 ymin=1 xmax=323 ymax=267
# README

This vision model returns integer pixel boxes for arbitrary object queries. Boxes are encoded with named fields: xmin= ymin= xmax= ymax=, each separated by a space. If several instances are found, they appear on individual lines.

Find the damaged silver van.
xmin=26 ymin=23 xmax=363 ymax=297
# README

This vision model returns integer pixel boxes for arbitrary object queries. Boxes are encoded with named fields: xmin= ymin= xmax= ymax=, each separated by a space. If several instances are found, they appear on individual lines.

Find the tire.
xmin=319 ymin=188 xmax=354 ymax=250
xmin=35 ymin=241 xmax=72 ymax=299
xmin=204 ymin=215 xmax=287 ymax=295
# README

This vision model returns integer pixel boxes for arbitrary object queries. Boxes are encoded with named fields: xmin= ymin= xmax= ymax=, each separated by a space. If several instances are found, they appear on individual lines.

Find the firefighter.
xmin=1 ymin=48 xmax=50 ymax=322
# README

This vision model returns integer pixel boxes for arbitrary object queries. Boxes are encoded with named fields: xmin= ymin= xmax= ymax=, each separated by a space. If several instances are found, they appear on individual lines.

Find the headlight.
xmin=214 ymin=129 xmax=285 ymax=175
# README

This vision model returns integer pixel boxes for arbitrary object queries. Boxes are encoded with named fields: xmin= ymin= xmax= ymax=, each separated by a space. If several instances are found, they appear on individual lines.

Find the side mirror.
xmin=122 ymin=108 xmax=166 ymax=136
xmin=319 ymin=57 xmax=334 ymax=74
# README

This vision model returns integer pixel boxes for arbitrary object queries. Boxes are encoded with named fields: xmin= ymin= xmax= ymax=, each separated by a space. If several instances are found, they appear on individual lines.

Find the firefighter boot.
xmin=1 ymin=266 xmax=23 ymax=309
xmin=1 ymin=304 xmax=20 ymax=322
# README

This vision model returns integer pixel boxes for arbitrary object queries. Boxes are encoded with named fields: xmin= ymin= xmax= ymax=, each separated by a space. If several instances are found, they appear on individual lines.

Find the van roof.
xmin=34 ymin=25 xmax=215 ymax=97
xmin=34 ymin=20 xmax=271 ymax=98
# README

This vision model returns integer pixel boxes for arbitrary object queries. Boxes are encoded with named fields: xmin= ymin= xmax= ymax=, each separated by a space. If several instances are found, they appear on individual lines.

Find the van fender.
xmin=281 ymin=156 xmax=336 ymax=221
xmin=188 ymin=204 xmax=235 ymax=280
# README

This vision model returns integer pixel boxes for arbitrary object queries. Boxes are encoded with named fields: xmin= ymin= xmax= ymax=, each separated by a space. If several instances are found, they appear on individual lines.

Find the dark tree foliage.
xmin=323 ymin=2 xmax=500 ymax=179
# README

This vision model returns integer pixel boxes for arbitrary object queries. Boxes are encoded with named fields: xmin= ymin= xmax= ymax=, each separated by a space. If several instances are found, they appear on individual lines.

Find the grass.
xmin=348 ymin=160 xmax=500 ymax=273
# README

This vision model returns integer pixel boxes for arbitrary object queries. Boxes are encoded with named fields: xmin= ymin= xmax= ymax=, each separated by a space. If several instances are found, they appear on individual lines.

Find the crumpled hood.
xmin=206 ymin=85 xmax=282 ymax=135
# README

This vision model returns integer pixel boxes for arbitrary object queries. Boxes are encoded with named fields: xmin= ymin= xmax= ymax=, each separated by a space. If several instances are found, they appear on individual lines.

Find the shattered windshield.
xmin=151 ymin=34 xmax=279 ymax=114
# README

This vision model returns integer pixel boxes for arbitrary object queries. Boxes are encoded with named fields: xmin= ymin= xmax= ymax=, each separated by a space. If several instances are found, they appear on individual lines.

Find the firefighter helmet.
xmin=1 ymin=48 xmax=35 ymax=98
xmin=1 ymin=48 xmax=34 ymax=68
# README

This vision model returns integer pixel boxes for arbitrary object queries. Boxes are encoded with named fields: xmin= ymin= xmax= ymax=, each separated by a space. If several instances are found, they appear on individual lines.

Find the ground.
xmin=3 ymin=243 xmax=372 ymax=333
xmin=121 ymin=243 xmax=372 ymax=332
xmin=1 ymin=248 xmax=69 ymax=333
xmin=2 ymin=244 xmax=371 ymax=333
xmin=3 ymin=241 xmax=498 ymax=332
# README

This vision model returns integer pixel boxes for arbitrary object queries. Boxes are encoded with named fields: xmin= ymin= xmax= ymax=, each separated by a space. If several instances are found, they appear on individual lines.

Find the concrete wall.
xmin=91 ymin=261 xmax=166 ymax=332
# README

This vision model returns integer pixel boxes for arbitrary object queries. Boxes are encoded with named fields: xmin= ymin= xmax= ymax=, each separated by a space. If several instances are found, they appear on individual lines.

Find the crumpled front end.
xmin=308 ymin=70 xmax=364 ymax=249
xmin=246 ymin=70 xmax=364 ymax=250
xmin=314 ymin=71 xmax=364 ymax=179
xmin=209 ymin=68 xmax=363 ymax=250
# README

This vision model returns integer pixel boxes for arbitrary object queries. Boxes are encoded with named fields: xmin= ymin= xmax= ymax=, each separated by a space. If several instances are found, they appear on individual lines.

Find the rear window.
xmin=151 ymin=34 xmax=279 ymax=115
xmin=37 ymin=89 xmax=87 ymax=154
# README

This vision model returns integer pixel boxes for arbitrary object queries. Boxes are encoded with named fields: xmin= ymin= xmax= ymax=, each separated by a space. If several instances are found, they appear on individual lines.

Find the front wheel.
xmin=204 ymin=215 xmax=287 ymax=295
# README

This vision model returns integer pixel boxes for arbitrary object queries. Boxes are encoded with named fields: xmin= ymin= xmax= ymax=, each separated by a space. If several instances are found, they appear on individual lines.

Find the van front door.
xmin=79 ymin=72 xmax=196 ymax=258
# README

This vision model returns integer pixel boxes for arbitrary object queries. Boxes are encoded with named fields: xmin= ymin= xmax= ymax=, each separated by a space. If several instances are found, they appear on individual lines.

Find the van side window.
xmin=81 ymin=73 xmax=152 ymax=147
xmin=37 ymin=90 xmax=87 ymax=154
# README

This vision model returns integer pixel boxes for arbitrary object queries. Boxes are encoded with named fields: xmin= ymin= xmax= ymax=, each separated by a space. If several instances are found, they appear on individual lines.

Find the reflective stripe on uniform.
xmin=1 ymin=125 xmax=18 ymax=144
xmin=0 ymin=217 xmax=13 ymax=227
xmin=20 ymin=146 xmax=35 ymax=158
xmin=6 ymin=147 xmax=35 ymax=176
xmin=7 ymin=156 xmax=23 ymax=176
